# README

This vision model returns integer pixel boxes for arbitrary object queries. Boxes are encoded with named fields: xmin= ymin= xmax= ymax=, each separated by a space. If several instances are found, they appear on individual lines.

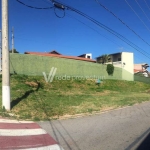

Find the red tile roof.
xmin=24 ymin=52 xmax=96 ymax=63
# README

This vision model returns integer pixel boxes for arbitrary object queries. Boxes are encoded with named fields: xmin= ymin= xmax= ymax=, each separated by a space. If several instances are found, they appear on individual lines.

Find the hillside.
xmin=0 ymin=75 xmax=150 ymax=120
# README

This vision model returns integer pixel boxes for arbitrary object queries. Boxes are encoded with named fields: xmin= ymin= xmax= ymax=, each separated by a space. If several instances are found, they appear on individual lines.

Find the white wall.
xmin=85 ymin=53 xmax=92 ymax=59
xmin=121 ymin=52 xmax=134 ymax=81
xmin=112 ymin=61 xmax=122 ymax=68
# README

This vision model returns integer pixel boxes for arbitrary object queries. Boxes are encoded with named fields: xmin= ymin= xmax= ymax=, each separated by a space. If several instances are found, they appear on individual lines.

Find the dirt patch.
xmin=25 ymin=81 xmax=38 ymax=87
xmin=92 ymin=90 xmax=118 ymax=96
xmin=59 ymin=91 xmax=83 ymax=95
xmin=100 ymin=106 xmax=116 ymax=112
xmin=146 ymin=89 xmax=150 ymax=93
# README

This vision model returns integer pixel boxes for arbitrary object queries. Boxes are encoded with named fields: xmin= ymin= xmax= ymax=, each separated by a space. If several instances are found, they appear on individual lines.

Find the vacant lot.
xmin=0 ymin=75 xmax=150 ymax=120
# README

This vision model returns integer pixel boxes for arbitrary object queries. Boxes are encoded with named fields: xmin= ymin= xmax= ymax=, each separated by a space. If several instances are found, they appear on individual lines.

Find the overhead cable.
xmin=53 ymin=0 xmax=150 ymax=59
xmin=95 ymin=0 xmax=150 ymax=49
xmin=16 ymin=0 xmax=150 ymax=59
xmin=134 ymin=0 xmax=150 ymax=23
xmin=124 ymin=0 xmax=150 ymax=33
xmin=144 ymin=0 xmax=150 ymax=11
xmin=16 ymin=0 xmax=54 ymax=9
xmin=66 ymin=13 xmax=122 ymax=47
xmin=54 ymin=7 xmax=65 ymax=18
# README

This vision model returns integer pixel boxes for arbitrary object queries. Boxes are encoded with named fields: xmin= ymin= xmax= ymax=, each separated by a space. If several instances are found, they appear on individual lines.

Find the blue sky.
xmin=1 ymin=0 xmax=150 ymax=65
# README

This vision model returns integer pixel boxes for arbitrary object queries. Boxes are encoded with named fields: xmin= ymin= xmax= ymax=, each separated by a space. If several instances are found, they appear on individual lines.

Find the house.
xmin=96 ymin=52 xmax=134 ymax=73
xmin=134 ymin=63 xmax=149 ymax=77
xmin=78 ymin=53 xmax=92 ymax=59
xmin=96 ymin=52 xmax=134 ymax=81
xmin=24 ymin=50 xmax=96 ymax=63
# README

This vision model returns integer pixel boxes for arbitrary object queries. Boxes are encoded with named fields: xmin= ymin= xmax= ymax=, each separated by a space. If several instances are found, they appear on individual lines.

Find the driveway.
xmin=38 ymin=101 xmax=150 ymax=150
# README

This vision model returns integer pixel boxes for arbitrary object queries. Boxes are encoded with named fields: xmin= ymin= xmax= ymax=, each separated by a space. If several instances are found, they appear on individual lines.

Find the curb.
xmin=53 ymin=100 xmax=150 ymax=120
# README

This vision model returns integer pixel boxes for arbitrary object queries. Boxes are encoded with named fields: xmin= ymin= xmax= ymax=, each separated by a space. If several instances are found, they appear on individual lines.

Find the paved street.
xmin=38 ymin=101 xmax=150 ymax=150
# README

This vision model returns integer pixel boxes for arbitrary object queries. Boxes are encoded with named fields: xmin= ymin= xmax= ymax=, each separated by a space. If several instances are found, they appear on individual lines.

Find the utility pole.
xmin=12 ymin=27 xmax=14 ymax=53
xmin=2 ymin=0 xmax=10 ymax=110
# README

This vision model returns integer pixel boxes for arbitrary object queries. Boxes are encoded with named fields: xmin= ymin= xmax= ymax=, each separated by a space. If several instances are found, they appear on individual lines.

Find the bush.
xmin=106 ymin=64 xmax=114 ymax=75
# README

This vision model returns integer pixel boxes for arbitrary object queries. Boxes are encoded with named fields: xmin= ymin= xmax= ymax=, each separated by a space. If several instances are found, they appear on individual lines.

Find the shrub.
xmin=106 ymin=64 xmax=114 ymax=75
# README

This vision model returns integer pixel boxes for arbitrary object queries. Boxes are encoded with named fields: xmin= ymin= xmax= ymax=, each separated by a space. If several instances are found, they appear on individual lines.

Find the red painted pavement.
xmin=0 ymin=122 xmax=40 ymax=129
xmin=0 ymin=134 xmax=57 ymax=149
xmin=0 ymin=119 xmax=62 ymax=149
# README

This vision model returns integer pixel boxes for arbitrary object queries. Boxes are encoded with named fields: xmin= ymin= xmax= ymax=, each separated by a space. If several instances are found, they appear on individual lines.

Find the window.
xmin=118 ymin=58 xmax=121 ymax=61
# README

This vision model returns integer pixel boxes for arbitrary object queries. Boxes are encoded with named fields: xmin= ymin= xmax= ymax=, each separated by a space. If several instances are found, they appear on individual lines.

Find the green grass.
xmin=0 ymin=74 xmax=150 ymax=120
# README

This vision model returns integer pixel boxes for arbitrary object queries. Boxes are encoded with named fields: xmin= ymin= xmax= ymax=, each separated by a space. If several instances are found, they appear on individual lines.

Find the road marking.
xmin=0 ymin=128 xmax=46 ymax=136
xmin=0 ymin=122 xmax=40 ymax=129
xmin=0 ymin=134 xmax=57 ymax=149
xmin=0 ymin=119 xmax=34 ymax=123
xmin=19 ymin=144 xmax=64 ymax=150
xmin=0 ymin=119 xmax=64 ymax=150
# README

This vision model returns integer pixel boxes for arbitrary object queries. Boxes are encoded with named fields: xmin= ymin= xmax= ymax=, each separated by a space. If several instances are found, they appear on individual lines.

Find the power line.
xmin=16 ymin=0 xmax=54 ymax=9
xmin=54 ymin=7 xmax=65 ymax=18
xmin=16 ymin=0 xmax=118 ymax=45
xmin=124 ymin=0 xmax=150 ymax=33
xmin=66 ymin=13 xmax=123 ymax=47
xmin=16 ymin=0 xmax=150 ymax=59
xmin=144 ymin=0 xmax=150 ymax=11
xmin=134 ymin=0 xmax=150 ymax=23
xmin=52 ymin=0 xmax=150 ymax=59
xmin=16 ymin=0 xmax=65 ymax=18
xmin=94 ymin=0 xmax=150 ymax=50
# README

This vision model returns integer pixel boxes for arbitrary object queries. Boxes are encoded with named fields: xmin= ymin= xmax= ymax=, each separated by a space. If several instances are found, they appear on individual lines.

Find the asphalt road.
xmin=38 ymin=101 xmax=150 ymax=150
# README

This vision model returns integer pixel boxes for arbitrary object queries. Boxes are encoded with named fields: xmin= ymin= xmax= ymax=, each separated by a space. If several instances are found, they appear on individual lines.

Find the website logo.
xmin=43 ymin=67 xmax=57 ymax=83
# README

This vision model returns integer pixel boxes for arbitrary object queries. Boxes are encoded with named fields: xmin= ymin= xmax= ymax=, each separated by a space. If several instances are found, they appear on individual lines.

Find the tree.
xmin=97 ymin=54 xmax=111 ymax=64
xmin=9 ymin=49 xmax=19 ymax=53
xmin=106 ymin=64 xmax=114 ymax=75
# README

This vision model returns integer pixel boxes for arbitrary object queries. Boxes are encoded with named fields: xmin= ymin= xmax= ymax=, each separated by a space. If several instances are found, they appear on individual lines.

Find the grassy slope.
xmin=0 ymin=75 xmax=150 ymax=120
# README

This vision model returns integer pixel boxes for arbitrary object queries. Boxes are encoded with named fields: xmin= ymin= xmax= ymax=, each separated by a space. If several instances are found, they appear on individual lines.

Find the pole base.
xmin=2 ymin=86 xmax=10 ymax=111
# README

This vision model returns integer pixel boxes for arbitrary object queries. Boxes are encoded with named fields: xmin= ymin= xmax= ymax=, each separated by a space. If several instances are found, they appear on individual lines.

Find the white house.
xmin=96 ymin=52 xmax=134 ymax=81
xmin=78 ymin=53 xmax=92 ymax=59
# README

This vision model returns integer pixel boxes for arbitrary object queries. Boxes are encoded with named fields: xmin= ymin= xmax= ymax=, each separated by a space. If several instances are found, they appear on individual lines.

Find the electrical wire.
xmin=124 ymin=0 xmax=150 ymax=33
xmin=94 ymin=0 xmax=150 ymax=49
xmin=16 ymin=0 xmax=150 ymax=59
xmin=16 ymin=0 xmax=65 ymax=18
xmin=54 ymin=7 xmax=65 ymax=18
xmin=66 ymin=13 xmax=122 ymax=47
xmin=144 ymin=0 xmax=150 ymax=12
xmin=134 ymin=0 xmax=150 ymax=23
xmin=16 ymin=0 xmax=54 ymax=9
xmin=53 ymin=0 xmax=150 ymax=59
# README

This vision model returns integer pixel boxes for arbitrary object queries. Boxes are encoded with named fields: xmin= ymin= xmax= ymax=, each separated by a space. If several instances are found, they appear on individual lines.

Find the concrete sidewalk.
xmin=0 ymin=118 xmax=64 ymax=150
